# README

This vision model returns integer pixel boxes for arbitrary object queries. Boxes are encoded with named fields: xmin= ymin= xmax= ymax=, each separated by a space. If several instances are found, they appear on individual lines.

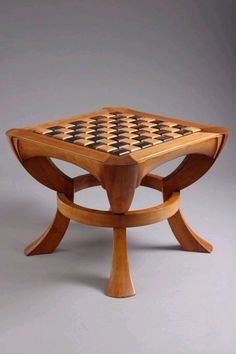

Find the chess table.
xmin=6 ymin=106 xmax=228 ymax=298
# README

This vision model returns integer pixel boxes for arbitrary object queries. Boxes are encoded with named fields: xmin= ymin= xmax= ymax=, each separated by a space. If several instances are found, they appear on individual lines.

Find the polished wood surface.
xmin=106 ymin=228 xmax=135 ymax=298
xmin=24 ymin=209 xmax=71 ymax=256
xmin=6 ymin=106 xmax=228 ymax=298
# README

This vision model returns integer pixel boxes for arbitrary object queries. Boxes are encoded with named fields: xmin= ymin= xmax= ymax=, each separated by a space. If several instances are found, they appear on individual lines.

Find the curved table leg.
xmin=25 ymin=208 xmax=71 ymax=255
xmin=163 ymin=154 xmax=216 ymax=253
xmin=166 ymin=209 xmax=213 ymax=253
xmin=12 ymin=154 xmax=75 ymax=256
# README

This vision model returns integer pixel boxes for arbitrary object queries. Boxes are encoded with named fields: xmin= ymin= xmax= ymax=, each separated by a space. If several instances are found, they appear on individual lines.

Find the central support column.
xmin=106 ymin=228 xmax=135 ymax=298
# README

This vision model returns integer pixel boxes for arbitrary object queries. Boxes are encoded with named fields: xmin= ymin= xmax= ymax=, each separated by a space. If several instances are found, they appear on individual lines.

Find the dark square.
xmin=129 ymin=120 xmax=138 ymax=125
xmin=69 ymin=131 xmax=82 ymax=136
xmin=114 ymin=116 xmax=126 ymax=120
xmin=116 ymin=118 xmax=126 ymax=123
xmin=137 ymin=124 xmax=148 ymax=130
xmin=64 ymin=137 xmax=81 ymax=143
xmin=155 ymin=129 xmax=170 ymax=135
xmin=112 ymin=130 xmax=121 ymax=135
xmin=156 ymin=124 xmax=171 ymax=129
xmin=68 ymin=126 xmax=82 ymax=131
xmin=88 ymin=142 xmax=104 ymax=149
xmin=176 ymin=129 xmax=192 ymax=136
xmin=69 ymin=120 xmax=86 ymax=125
xmin=153 ymin=120 xmax=164 ymax=124
xmin=113 ymin=129 xmax=127 ymax=134
xmin=136 ymin=119 xmax=147 ymax=124
xmin=111 ymin=142 xmax=128 ymax=149
xmin=135 ymin=135 xmax=149 ymax=141
xmin=88 ymin=125 xmax=98 ymax=130
xmin=156 ymin=135 xmax=173 ymax=142
xmin=134 ymin=142 xmax=152 ymax=149
xmin=150 ymin=124 xmax=161 ymax=129
xmin=47 ymin=126 xmax=64 ymax=130
xmin=173 ymin=124 xmax=187 ymax=129
xmin=129 ymin=115 xmax=142 ymax=119
xmin=113 ymin=135 xmax=127 ymax=141
xmin=95 ymin=130 xmax=107 ymax=135
xmin=46 ymin=131 xmax=60 ymax=136
xmin=89 ymin=136 xmax=104 ymax=142
xmin=111 ymin=149 xmax=130 ymax=156
xmin=116 ymin=124 xmax=128 ymax=129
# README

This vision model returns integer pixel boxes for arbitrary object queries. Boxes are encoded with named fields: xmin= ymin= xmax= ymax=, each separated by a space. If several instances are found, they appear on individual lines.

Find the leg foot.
xmin=24 ymin=209 xmax=70 ymax=256
xmin=106 ymin=228 xmax=135 ymax=298
xmin=168 ymin=210 xmax=213 ymax=253
xmin=162 ymin=155 xmax=216 ymax=254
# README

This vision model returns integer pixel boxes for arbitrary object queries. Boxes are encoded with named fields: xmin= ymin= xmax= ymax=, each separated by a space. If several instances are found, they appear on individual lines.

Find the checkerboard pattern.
xmin=34 ymin=111 xmax=201 ymax=156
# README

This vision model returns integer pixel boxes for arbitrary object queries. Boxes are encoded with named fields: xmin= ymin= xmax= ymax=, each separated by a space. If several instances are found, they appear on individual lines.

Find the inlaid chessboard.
xmin=34 ymin=111 xmax=201 ymax=156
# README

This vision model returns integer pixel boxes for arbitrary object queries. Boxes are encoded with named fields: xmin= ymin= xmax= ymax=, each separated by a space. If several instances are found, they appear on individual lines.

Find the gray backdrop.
xmin=1 ymin=1 xmax=235 ymax=353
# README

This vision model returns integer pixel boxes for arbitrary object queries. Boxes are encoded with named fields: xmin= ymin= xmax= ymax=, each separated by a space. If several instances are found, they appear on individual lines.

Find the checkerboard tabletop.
xmin=33 ymin=108 xmax=201 ymax=156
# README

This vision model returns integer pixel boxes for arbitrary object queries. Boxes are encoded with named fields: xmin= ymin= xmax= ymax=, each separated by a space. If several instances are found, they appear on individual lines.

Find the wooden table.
xmin=6 ymin=106 xmax=228 ymax=298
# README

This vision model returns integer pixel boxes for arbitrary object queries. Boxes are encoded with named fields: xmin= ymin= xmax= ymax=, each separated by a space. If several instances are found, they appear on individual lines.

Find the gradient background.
xmin=1 ymin=1 xmax=236 ymax=353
